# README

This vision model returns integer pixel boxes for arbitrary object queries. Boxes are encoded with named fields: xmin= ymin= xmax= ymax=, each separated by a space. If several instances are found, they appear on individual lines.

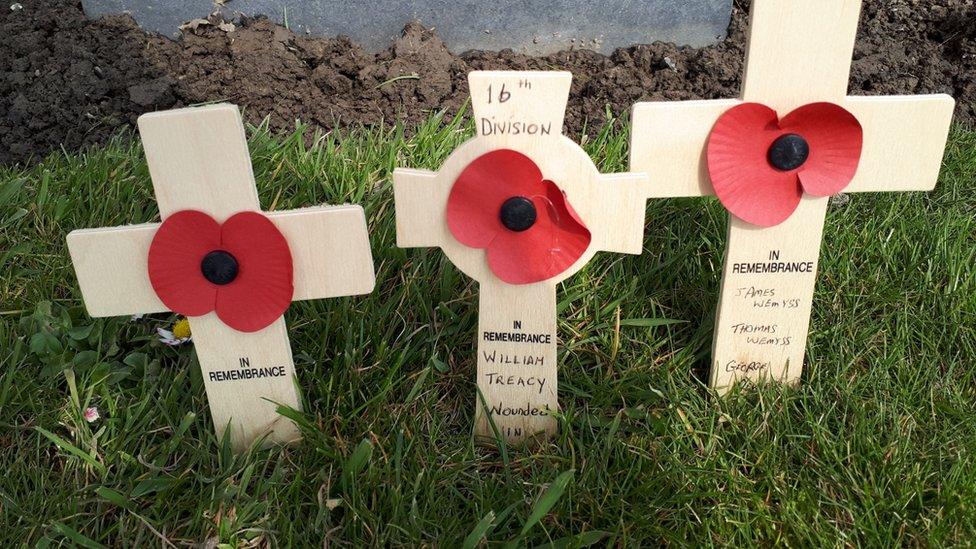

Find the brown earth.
xmin=1 ymin=0 xmax=973 ymax=166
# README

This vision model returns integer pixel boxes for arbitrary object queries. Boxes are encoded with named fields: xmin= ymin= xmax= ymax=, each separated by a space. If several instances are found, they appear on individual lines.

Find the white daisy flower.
xmin=83 ymin=406 xmax=100 ymax=423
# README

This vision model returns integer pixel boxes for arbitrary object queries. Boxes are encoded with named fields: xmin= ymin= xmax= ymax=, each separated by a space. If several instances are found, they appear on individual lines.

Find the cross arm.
xmin=67 ymin=206 xmax=375 ymax=318
xmin=392 ymin=168 xmax=447 ymax=248
xmin=629 ymin=99 xmax=740 ymax=199
xmin=274 ymin=205 xmax=376 ymax=300
xmin=592 ymin=172 xmax=650 ymax=254
xmin=138 ymin=104 xmax=261 ymax=219
xmin=630 ymin=94 xmax=955 ymax=199
xmin=468 ymin=71 xmax=571 ymax=142
xmin=844 ymin=95 xmax=956 ymax=193
xmin=66 ymin=223 xmax=168 ymax=317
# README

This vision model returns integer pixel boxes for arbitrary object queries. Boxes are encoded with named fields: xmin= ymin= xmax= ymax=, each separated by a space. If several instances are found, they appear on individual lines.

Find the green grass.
xmin=1 ymin=110 xmax=975 ymax=546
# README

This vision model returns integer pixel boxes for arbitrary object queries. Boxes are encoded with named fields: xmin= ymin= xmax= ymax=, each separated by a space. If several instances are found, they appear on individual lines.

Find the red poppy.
xmin=446 ymin=149 xmax=591 ymax=285
xmin=707 ymin=102 xmax=863 ymax=227
xmin=147 ymin=210 xmax=294 ymax=332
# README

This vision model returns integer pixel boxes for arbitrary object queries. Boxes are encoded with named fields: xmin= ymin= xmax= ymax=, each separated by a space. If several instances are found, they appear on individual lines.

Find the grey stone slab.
xmin=80 ymin=0 xmax=732 ymax=54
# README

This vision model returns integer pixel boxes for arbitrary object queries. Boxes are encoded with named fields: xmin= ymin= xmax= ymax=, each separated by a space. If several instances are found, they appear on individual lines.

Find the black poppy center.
xmin=499 ymin=196 xmax=537 ymax=232
xmin=767 ymin=133 xmax=810 ymax=171
xmin=201 ymin=250 xmax=239 ymax=285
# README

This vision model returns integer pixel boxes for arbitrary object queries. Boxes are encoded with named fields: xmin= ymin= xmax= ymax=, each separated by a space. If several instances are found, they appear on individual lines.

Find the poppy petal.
xmin=780 ymin=102 xmax=863 ymax=196
xmin=147 ymin=210 xmax=220 ymax=316
xmin=486 ymin=181 xmax=591 ymax=284
xmin=447 ymin=149 xmax=548 ymax=248
xmin=215 ymin=211 xmax=294 ymax=333
xmin=707 ymin=103 xmax=804 ymax=227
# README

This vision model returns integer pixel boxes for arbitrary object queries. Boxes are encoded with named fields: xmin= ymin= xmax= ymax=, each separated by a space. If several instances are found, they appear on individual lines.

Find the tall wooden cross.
xmin=630 ymin=0 xmax=955 ymax=391
xmin=394 ymin=71 xmax=648 ymax=442
xmin=67 ymin=104 xmax=376 ymax=450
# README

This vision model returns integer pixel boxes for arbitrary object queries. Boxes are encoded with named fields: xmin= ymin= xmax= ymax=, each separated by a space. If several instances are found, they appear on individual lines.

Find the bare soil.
xmin=1 ymin=0 xmax=973 ymax=165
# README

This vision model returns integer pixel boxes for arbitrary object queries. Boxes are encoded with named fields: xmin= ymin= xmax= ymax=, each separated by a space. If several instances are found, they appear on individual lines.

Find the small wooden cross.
xmin=394 ymin=71 xmax=648 ymax=442
xmin=67 ymin=104 xmax=376 ymax=450
xmin=630 ymin=0 xmax=955 ymax=391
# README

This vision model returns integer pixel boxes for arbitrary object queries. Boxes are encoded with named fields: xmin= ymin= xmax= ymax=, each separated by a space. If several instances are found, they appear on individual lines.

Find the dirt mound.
xmin=1 ymin=0 xmax=973 ymax=166
xmin=0 ymin=3 xmax=176 ymax=164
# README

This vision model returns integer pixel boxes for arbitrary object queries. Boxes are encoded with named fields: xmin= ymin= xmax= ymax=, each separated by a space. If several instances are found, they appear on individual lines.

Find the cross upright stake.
xmin=630 ymin=0 xmax=955 ymax=391
xmin=67 ymin=104 xmax=376 ymax=450
xmin=394 ymin=71 xmax=648 ymax=443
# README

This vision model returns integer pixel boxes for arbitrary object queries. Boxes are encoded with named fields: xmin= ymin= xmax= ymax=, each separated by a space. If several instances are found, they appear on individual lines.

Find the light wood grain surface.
xmin=67 ymin=104 xmax=376 ymax=450
xmin=630 ymin=0 xmax=955 ymax=391
xmin=395 ymin=71 xmax=649 ymax=442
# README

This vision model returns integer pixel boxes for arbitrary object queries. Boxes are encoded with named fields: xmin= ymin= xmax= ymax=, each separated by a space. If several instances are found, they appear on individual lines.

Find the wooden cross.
xmin=394 ymin=71 xmax=648 ymax=442
xmin=630 ymin=0 xmax=955 ymax=391
xmin=66 ymin=104 xmax=376 ymax=450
